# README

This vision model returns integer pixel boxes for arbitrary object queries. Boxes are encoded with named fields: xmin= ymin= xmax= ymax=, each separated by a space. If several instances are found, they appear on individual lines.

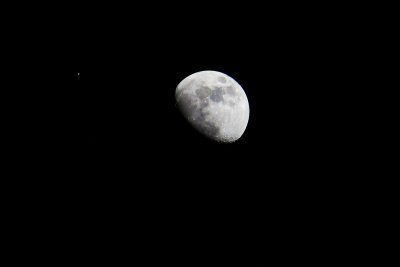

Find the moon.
xmin=175 ymin=70 xmax=250 ymax=143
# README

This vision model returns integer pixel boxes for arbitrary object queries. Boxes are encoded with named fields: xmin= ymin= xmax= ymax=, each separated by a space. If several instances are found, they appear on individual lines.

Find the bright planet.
xmin=175 ymin=70 xmax=250 ymax=143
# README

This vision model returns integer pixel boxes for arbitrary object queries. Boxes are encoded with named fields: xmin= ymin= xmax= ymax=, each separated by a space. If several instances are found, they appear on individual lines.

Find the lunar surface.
xmin=175 ymin=70 xmax=250 ymax=143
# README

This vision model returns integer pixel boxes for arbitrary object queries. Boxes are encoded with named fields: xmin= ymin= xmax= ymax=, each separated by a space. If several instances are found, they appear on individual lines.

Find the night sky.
xmin=24 ymin=3 xmax=368 ymax=266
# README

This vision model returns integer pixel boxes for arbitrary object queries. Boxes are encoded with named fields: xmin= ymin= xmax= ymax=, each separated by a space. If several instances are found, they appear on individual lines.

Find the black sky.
xmin=24 ymin=3 xmax=370 ymax=266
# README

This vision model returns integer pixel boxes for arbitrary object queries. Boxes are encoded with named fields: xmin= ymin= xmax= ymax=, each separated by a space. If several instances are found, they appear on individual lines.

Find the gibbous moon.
xmin=175 ymin=70 xmax=250 ymax=143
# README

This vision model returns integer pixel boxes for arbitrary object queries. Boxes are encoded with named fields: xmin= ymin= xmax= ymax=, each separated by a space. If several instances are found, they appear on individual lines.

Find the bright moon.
xmin=175 ymin=70 xmax=250 ymax=143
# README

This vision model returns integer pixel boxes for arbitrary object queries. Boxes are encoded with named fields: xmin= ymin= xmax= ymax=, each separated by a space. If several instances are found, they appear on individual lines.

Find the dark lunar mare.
xmin=226 ymin=86 xmax=235 ymax=96
xmin=217 ymin=76 xmax=226 ymax=83
xmin=195 ymin=86 xmax=211 ymax=100
xmin=210 ymin=87 xmax=225 ymax=103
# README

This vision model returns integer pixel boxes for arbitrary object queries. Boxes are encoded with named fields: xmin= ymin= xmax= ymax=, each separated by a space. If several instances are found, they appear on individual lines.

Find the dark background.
xmin=14 ymin=2 xmax=375 ymax=266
